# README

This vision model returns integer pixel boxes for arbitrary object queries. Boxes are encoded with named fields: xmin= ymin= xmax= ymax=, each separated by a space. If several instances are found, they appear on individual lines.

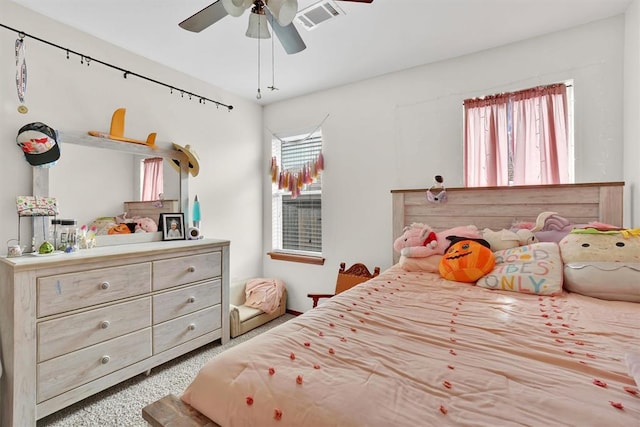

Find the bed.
xmin=143 ymin=182 xmax=639 ymax=427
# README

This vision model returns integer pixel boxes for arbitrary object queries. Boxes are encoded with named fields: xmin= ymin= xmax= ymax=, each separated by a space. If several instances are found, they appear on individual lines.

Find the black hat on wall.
xmin=16 ymin=122 xmax=60 ymax=167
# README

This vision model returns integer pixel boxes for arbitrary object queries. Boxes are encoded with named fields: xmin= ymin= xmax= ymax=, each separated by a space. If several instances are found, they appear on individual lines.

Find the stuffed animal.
xmin=89 ymin=217 xmax=117 ymax=236
xmin=394 ymin=222 xmax=481 ymax=258
xmin=133 ymin=216 xmax=158 ymax=233
xmin=531 ymin=212 xmax=620 ymax=243
xmin=482 ymin=228 xmax=538 ymax=251
xmin=559 ymin=228 xmax=640 ymax=263
xmin=559 ymin=228 xmax=640 ymax=302
xmin=439 ymin=236 xmax=495 ymax=282
xmin=107 ymin=223 xmax=132 ymax=235
xmin=393 ymin=223 xmax=438 ymax=258
xmin=481 ymin=228 xmax=520 ymax=251
xmin=515 ymin=228 xmax=537 ymax=246
xmin=115 ymin=212 xmax=129 ymax=224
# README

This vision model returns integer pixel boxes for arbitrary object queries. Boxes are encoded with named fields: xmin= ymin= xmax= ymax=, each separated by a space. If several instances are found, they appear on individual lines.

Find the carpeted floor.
xmin=37 ymin=313 xmax=296 ymax=427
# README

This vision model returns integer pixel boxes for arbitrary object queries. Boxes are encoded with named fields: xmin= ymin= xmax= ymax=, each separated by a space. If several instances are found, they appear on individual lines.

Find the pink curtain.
xmin=141 ymin=157 xmax=164 ymax=201
xmin=464 ymin=84 xmax=569 ymax=187
xmin=464 ymin=94 xmax=510 ymax=187
xmin=512 ymin=85 xmax=569 ymax=185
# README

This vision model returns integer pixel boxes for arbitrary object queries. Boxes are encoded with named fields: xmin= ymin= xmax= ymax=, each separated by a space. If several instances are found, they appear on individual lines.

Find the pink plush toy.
xmin=133 ymin=216 xmax=158 ymax=233
xmin=394 ymin=223 xmax=439 ymax=258
xmin=394 ymin=223 xmax=482 ymax=258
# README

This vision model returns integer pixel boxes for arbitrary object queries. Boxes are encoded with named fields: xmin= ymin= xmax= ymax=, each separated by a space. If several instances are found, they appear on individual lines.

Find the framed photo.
xmin=160 ymin=213 xmax=186 ymax=241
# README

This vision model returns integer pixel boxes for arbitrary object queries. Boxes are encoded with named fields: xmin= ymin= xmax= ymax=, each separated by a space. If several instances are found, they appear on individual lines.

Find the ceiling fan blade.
xmin=337 ymin=0 xmax=374 ymax=3
xmin=179 ymin=1 xmax=228 ymax=33
xmin=265 ymin=8 xmax=306 ymax=55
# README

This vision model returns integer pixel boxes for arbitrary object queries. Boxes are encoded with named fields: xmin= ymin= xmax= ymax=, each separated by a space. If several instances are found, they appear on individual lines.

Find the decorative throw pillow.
xmin=563 ymin=262 xmax=640 ymax=302
xmin=476 ymin=242 xmax=563 ymax=295
xmin=399 ymin=255 xmax=442 ymax=273
xmin=559 ymin=229 xmax=640 ymax=263
xmin=559 ymin=229 xmax=640 ymax=301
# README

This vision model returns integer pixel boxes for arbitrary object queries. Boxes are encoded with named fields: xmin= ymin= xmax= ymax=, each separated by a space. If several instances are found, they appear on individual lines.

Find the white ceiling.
xmin=10 ymin=0 xmax=632 ymax=105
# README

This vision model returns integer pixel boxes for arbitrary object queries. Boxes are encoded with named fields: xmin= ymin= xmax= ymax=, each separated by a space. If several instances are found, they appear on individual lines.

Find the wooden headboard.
xmin=391 ymin=182 xmax=624 ymax=264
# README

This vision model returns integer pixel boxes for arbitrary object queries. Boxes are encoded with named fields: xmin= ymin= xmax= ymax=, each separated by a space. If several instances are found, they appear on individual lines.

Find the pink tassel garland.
xmin=316 ymin=152 xmax=324 ymax=171
xmin=271 ymin=152 xmax=323 ymax=196
xmin=278 ymin=172 xmax=284 ymax=190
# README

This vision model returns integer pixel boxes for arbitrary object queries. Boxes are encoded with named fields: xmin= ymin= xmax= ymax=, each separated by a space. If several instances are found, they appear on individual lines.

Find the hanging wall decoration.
xmin=268 ymin=114 xmax=328 ymax=198
xmin=270 ymin=151 xmax=324 ymax=199
xmin=15 ymin=33 xmax=28 ymax=114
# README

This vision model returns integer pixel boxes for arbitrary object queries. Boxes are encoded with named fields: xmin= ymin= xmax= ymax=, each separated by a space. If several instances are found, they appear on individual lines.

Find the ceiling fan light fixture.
xmin=246 ymin=11 xmax=271 ymax=39
xmin=267 ymin=0 xmax=299 ymax=26
xmin=222 ymin=0 xmax=250 ymax=17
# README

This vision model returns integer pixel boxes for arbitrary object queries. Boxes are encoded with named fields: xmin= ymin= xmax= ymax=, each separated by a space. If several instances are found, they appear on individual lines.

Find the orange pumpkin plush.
xmin=107 ymin=223 xmax=132 ymax=235
xmin=439 ymin=236 xmax=495 ymax=283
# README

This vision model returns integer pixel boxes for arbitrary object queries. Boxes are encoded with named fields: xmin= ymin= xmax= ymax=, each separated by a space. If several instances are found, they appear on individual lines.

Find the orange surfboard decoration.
xmin=88 ymin=108 xmax=157 ymax=148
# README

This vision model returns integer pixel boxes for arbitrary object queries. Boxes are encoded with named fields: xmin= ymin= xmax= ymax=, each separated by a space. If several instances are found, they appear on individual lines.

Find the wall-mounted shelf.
xmin=58 ymin=131 xmax=186 ymax=160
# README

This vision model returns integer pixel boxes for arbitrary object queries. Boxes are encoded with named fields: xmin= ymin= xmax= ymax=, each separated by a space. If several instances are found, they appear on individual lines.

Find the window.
xmin=270 ymin=130 xmax=323 ymax=262
xmin=464 ymin=82 xmax=574 ymax=186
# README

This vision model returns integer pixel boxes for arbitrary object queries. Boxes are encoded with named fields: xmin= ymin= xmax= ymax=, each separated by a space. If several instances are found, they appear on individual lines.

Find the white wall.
xmin=1 ymin=1 xmax=265 ymax=281
xmin=2 ymin=3 xmax=636 ymax=315
xmin=625 ymin=1 xmax=640 ymax=230
xmin=263 ymin=15 xmax=629 ymax=312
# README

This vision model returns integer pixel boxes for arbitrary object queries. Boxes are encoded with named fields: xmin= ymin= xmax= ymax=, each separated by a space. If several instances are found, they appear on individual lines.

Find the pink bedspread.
xmin=182 ymin=265 xmax=640 ymax=426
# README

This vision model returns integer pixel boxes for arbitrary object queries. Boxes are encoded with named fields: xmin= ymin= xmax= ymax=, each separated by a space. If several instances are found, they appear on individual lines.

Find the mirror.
xmin=33 ymin=130 xmax=189 ymax=247
xmin=49 ymin=143 xmax=181 ymax=227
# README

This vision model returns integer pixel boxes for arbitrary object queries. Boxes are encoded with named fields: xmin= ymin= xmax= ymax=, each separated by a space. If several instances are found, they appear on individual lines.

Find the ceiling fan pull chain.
xmin=256 ymin=28 xmax=262 ymax=99
xmin=256 ymin=7 xmax=263 ymax=100
xmin=269 ymin=13 xmax=278 ymax=92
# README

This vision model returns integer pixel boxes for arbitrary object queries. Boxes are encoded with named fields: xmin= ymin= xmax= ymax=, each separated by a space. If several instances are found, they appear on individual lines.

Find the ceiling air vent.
xmin=295 ymin=0 xmax=345 ymax=31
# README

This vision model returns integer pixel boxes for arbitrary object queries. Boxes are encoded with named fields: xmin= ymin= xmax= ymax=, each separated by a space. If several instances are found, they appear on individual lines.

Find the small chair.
xmin=229 ymin=278 xmax=287 ymax=338
xmin=307 ymin=262 xmax=381 ymax=308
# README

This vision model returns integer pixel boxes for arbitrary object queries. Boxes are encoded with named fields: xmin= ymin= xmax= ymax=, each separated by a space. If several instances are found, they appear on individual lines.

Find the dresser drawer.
xmin=37 ymin=328 xmax=152 ymax=403
xmin=37 ymin=297 xmax=151 ymax=363
xmin=37 ymin=263 xmax=152 ymax=317
xmin=153 ymin=306 xmax=222 ymax=354
xmin=153 ymin=279 xmax=221 ymax=324
xmin=153 ymin=252 xmax=221 ymax=291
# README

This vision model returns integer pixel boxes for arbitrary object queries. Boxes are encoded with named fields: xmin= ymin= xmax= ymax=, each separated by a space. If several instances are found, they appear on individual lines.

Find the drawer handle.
xmin=188 ymin=323 xmax=196 ymax=331
xmin=188 ymin=296 xmax=196 ymax=303
xmin=100 ymin=282 xmax=110 ymax=290
xmin=101 ymin=355 xmax=111 ymax=364
xmin=100 ymin=320 xmax=111 ymax=329
xmin=187 ymin=266 xmax=196 ymax=273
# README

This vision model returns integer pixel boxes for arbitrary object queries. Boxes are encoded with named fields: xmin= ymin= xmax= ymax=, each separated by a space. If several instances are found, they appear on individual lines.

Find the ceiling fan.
xmin=179 ymin=0 xmax=374 ymax=55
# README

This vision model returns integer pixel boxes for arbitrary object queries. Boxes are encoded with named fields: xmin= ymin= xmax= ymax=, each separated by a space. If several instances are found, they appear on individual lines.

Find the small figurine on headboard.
xmin=426 ymin=175 xmax=447 ymax=204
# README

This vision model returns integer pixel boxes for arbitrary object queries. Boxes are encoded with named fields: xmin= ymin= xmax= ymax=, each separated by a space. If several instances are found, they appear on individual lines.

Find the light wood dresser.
xmin=0 ymin=238 xmax=229 ymax=427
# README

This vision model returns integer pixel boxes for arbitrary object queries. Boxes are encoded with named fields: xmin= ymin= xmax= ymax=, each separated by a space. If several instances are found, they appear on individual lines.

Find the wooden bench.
xmin=142 ymin=394 xmax=220 ymax=427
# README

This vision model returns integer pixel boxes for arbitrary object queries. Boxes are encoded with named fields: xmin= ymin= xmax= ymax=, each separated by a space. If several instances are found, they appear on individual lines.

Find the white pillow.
xmin=399 ymin=255 xmax=442 ymax=273
xmin=476 ymin=242 xmax=563 ymax=295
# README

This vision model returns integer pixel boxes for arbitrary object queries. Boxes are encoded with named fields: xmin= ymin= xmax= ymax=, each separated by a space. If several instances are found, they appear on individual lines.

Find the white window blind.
xmin=272 ymin=131 xmax=322 ymax=255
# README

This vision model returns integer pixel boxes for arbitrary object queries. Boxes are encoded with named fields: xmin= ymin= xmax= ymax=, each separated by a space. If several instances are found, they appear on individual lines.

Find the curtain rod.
xmin=0 ymin=22 xmax=233 ymax=111
xmin=463 ymin=82 xmax=573 ymax=104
